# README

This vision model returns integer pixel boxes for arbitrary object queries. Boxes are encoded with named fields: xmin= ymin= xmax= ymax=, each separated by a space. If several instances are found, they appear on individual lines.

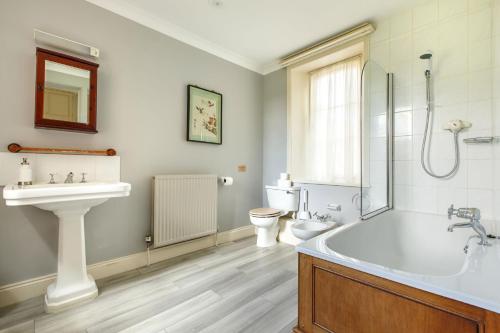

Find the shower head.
xmin=420 ymin=52 xmax=433 ymax=77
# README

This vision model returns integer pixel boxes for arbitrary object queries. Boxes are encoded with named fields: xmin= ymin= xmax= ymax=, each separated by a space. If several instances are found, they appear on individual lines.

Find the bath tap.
xmin=64 ymin=172 xmax=74 ymax=184
xmin=447 ymin=204 xmax=489 ymax=251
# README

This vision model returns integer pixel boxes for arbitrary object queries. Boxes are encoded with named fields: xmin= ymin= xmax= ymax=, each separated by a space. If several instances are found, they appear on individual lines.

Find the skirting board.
xmin=0 ymin=225 xmax=256 ymax=308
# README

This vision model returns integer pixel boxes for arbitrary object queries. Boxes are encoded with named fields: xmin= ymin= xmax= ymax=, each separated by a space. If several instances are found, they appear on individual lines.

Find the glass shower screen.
xmin=359 ymin=60 xmax=394 ymax=219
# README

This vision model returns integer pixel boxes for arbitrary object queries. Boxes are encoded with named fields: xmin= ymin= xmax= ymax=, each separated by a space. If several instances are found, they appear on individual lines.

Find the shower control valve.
xmin=443 ymin=119 xmax=471 ymax=133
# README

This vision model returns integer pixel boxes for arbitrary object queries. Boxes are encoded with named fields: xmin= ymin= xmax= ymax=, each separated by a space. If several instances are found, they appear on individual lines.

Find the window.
xmin=307 ymin=56 xmax=361 ymax=185
xmin=287 ymin=44 xmax=363 ymax=186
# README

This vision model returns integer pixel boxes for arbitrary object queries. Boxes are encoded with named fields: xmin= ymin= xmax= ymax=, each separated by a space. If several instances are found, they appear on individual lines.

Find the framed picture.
xmin=187 ymin=85 xmax=222 ymax=144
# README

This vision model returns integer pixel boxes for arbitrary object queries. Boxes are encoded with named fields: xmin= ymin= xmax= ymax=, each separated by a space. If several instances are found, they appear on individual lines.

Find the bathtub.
xmin=296 ymin=210 xmax=500 ymax=313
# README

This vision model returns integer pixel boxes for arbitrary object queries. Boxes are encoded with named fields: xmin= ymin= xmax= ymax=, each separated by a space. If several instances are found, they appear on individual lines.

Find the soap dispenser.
xmin=18 ymin=158 xmax=33 ymax=186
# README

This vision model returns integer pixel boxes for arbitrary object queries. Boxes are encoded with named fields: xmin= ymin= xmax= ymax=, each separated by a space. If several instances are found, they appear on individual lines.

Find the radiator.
xmin=152 ymin=174 xmax=218 ymax=248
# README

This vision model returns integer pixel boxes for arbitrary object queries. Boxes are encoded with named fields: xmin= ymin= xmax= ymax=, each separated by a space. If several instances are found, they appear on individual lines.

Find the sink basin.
xmin=291 ymin=219 xmax=336 ymax=241
xmin=3 ymin=182 xmax=131 ymax=312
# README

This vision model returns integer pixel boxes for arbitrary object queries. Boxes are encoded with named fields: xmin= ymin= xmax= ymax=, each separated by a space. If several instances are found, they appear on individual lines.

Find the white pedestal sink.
xmin=3 ymin=182 xmax=131 ymax=312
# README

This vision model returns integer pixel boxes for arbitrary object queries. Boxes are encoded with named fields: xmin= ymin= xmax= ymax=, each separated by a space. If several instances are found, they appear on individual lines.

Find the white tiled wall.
xmin=0 ymin=152 xmax=121 ymax=185
xmin=370 ymin=0 xmax=500 ymax=223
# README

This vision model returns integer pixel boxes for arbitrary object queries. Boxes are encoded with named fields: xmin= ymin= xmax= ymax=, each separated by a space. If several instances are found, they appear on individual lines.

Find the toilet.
xmin=249 ymin=185 xmax=300 ymax=247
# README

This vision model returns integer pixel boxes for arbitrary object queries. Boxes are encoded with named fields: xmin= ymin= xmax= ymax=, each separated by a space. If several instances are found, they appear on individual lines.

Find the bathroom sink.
xmin=3 ymin=182 xmax=131 ymax=206
xmin=3 ymin=182 xmax=131 ymax=312
xmin=292 ymin=220 xmax=336 ymax=241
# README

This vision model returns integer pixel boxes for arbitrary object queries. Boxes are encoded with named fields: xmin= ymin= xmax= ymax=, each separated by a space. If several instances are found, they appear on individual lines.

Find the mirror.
xmin=35 ymin=48 xmax=98 ymax=133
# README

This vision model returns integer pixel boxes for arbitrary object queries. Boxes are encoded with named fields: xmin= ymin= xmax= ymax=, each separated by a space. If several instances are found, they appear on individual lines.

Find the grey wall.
xmin=262 ymin=69 xmax=287 ymax=195
xmin=262 ymin=70 xmax=360 ymax=223
xmin=0 ymin=0 xmax=263 ymax=285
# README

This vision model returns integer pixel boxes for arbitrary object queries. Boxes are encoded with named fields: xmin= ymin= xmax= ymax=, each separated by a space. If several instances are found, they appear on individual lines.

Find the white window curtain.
xmin=306 ymin=56 xmax=361 ymax=186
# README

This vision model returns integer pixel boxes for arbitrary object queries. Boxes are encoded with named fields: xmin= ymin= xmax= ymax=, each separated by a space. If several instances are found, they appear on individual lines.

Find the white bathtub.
xmin=296 ymin=210 xmax=500 ymax=313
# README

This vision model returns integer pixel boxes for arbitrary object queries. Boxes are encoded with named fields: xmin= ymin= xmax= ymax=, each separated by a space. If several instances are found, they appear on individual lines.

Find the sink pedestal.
xmin=37 ymin=199 xmax=106 ymax=312
xmin=3 ymin=182 xmax=131 ymax=312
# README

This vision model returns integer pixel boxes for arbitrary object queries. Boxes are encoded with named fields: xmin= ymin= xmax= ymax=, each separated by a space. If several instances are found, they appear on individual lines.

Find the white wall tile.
xmin=468 ymin=0 xmax=493 ymax=12
xmin=370 ymin=41 xmax=390 ymax=71
xmin=468 ymin=188 xmax=494 ymax=218
xmin=394 ymin=136 xmax=413 ymax=160
xmin=371 ymin=19 xmax=391 ymax=43
xmin=413 ymin=1 xmax=439 ymax=28
xmin=412 ymin=108 xmax=427 ymax=136
xmin=466 ymin=130 xmax=494 ymax=159
xmin=435 ymin=75 xmax=468 ymax=105
xmin=394 ymin=85 xmax=412 ymax=112
xmin=494 ymin=3 xmax=500 ymax=35
xmin=468 ymin=99 xmax=493 ymax=130
xmin=469 ymin=39 xmax=492 ymax=71
xmin=437 ymin=187 xmax=467 ymax=213
xmin=412 ymin=160 xmax=439 ymax=186
xmin=494 ymin=160 xmax=500 ymax=189
xmin=494 ymin=99 xmax=500 ymax=133
xmin=468 ymin=159 xmax=494 ymax=188
xmin=370 ymin=137 xmax=387 ymax=161
xmin=395 ymin=161 xmax=413 ymax=185
xmin=370 ymin=92 xmax=387 ymax=116
xmin=390 ymin=34 xmax=413 ymax=65
xmin=413 ymin=135 xmax=424 ymax=160
xmin=95 ymin=157 xmax=121 ymax=182
xmin=0 ymin=153 xmax=120 ymax=186
xmin=494 ymin=68 xmax=500 ymax=98
xmin=439 ymin=0 xmax=468 ymax=19
xmin=394 ymin=185 xmax=413 ymax=210
xmin=371 ymin=114 xmax=387 ymax=138
xmin=469 ymin=70 xmax=493 ymax=101
xmin=391 ymin=62 xmax=412 ymax=87
xmin=412 ymin=84 xmax=428 ymax=110
xmin=438 ymin=15 xmax=468 ymax=51
xmin=390 ymin=10 xmax=413 ymax=38
xmin=494 ymin=35 xmax=500 ymax=67
xmin=394 ymin=111 xmax=413 ymax=136
xmin=412 ymin=186 xmax=438 ymax=213
xmin=468 ymin=8 xmax=492 ymax=42
xmin=436 ymin=45 xmax=468 ymax=77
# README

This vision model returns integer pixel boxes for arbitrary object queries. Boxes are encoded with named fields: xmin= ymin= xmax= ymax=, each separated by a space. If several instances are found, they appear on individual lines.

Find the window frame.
xmin=286 ymin=40 xmax=369 ymax=187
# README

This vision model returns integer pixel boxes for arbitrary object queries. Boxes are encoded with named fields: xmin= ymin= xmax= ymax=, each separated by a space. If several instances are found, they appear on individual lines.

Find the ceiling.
xmin=85 ymin=0 xmax=423 ymax=74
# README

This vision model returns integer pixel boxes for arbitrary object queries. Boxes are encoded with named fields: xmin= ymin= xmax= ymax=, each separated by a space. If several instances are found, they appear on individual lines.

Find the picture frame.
xmin=187 ymin=85 xmax=223 ymax=144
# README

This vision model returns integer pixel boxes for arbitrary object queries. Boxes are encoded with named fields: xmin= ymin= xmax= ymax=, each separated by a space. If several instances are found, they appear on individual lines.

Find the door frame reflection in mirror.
xmin=35 ymin=48 xmax=99 ymax=133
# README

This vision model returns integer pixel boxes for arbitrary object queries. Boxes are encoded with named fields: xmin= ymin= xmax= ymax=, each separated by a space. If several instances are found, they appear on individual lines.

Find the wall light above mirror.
xmin=35 ymin=48 xmax=99 ymax=133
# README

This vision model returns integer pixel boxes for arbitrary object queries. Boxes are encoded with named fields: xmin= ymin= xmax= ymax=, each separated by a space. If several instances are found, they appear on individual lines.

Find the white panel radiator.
xmin=152 ymin=175 xmax=218 ymax=248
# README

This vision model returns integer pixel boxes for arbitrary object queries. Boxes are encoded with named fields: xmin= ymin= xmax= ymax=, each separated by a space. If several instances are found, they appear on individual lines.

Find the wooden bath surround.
xmin=294 ymin=253 xmax=500 ymax=333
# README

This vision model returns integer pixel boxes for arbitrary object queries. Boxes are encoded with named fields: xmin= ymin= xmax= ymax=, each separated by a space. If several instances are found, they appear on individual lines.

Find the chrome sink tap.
xmin=313 ymin=212 xmax=332 ymax=223
xmin=447 ymin=204 xmax=489 ymax=252
xmin=64 ymin=172 xmax=74 ymax=184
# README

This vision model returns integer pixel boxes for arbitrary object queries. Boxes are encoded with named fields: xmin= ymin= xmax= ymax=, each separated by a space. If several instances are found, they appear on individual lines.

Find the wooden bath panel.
xmin=294 ymin=253 xmax=500 ymax=333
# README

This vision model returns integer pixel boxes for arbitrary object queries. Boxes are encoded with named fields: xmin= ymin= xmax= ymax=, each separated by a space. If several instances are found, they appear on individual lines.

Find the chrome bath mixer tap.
xmin=447 ymin=204 xmax=489 ymax=253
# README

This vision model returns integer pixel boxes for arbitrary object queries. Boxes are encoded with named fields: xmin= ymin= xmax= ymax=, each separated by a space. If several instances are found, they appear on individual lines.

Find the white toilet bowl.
xmin=248 ymin=185 xmax=300 ymax=247
xmin=249 ymin=208 xmax=282 ymax=247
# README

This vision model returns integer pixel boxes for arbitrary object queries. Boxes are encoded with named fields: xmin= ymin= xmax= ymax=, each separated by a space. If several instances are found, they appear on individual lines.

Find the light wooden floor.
xmin=0 ymin=237 xmax=298 ymax=333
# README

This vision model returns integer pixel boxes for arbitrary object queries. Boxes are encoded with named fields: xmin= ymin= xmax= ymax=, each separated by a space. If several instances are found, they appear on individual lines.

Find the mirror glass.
xmin=359 ymin=60 xmax=393 ymax=218
xmin=43 ymin=60 xmax=91 ymax=124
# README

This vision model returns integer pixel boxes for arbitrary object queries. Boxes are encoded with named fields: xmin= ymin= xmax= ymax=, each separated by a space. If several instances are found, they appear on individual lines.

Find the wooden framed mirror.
xmin=35 ymin=48 xmax=99 ymax=133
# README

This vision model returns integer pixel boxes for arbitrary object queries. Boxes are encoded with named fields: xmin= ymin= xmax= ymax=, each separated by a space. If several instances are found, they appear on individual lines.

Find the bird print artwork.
xmin=188 ymin=86 xmax=222 ymax=144
xmin=192 ymin=98 xmax=218 ymax=138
